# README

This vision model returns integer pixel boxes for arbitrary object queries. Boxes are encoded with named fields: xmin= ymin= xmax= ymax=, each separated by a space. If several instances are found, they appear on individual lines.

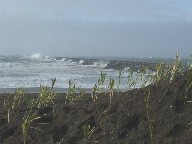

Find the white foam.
xmin=93 ymin=61 xmax=108 ymax=68
xmin=79 ymin=59 xmax=84 ymax=64
xmin=31 ymin=53 xmax=42 ymax=59
xmin=0 ymin=55 xmax=153 ymax=89
xmin=45 ymin=56 xmax=51 ymax=60
xmin=24 ymin=53 xmax=58 ymax=62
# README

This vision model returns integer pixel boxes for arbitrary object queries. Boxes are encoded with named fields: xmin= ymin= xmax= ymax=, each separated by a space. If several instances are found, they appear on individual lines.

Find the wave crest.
xmin=93 ymin=61 xmax=108 ymax=67
xmin=31 ymin=53 xmax=42 ymax=59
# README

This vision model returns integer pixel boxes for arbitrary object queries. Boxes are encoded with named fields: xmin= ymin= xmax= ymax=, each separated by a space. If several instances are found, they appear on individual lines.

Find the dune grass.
xmin=1 ymin=53 xmax=192 ymax=143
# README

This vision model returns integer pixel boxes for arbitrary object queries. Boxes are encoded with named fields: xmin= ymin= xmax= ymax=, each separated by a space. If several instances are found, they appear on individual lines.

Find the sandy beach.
xmin=0 ymin=68 xmax=192 ymax=144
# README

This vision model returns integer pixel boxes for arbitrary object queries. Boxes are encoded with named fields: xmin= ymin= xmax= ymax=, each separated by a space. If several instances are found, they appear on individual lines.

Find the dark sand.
xmin=0 ymin=70 xmax=192 ymax=144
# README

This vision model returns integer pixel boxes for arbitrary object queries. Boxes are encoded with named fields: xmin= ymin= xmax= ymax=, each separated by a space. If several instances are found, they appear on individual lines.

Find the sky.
xmin=0 ymin=0 xmax=192 ymax=58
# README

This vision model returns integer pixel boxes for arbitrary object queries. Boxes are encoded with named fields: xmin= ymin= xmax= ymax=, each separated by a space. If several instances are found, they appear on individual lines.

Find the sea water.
xmin=0 ymin=53 xmax=189 ymax=92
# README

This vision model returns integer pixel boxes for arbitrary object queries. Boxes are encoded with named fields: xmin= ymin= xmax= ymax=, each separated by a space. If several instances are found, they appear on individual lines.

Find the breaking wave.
xmin=92 ymin=61 xmax=108 ymax=67
xmin=23 ymin=53 xmax=109 ymax=68
xmin=31 ymin=53 xmax=42 ymax=59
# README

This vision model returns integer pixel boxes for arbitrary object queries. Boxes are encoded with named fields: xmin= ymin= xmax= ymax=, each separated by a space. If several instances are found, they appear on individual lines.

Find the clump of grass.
xmin=190 ymin=55 xmax=192 ymax=69
xmin=64 ymin=80 xmax=85 ymax=104
xmin=22 ymin=112 xmax=41 ymax=144
xmin=170 ymin=52 xmax=181 ymax=83
xmin=108 ymin=79 xmax=115 ymax=105
xmin=22 ymin=99 xmax=41 ymax=144
xmin=149 ymin=62 xmax=168 ymax=85
xmin=21 ymin=78 xmax=58 ymax=144
xmin=162 ymin=64 xmax=172 ymax=81
xmin=138 ymin=66 xmax=146 ymax=82
xmin=143 ymin=87 xmax=153 ymax=144
xmin=95 ymin=102 xmax=110 ymax=127
xmin=138 ymin=66 xmax=148 ymax=87
xmin=37 ymin=85 xmax=56 ymax=108
xmin=117 ymin=70 xmax=123 ymax=94
xmin=12 ymin=88 xmax=26 ymax=109
xmin=92 ymin=84 xmax=98 ymax=101
xmin=92 ymin=71 xmax=106 ymax=101
xmin=51 ymin=77 xmax=56 ymax=89
xmin=65 ymin=80 xmax=76 ymax=104
xmin=97 ymin=71 xmax=106 ymax=93
xmin=154 ymin=62 xmax=163 ymax=85
xmin=3 ymin=89 xmax=26 ymax=123
xmin=125 ymin=69 xmax=137 ymax=91
xmin=184 ymin=68 xmax=192 ymax=104
xmin=149 ymin=55 xmax=181 ymax=86
xmin=3 ymin=95 xmax=11 ymax=123
xmin=82 ymin=124 xmax=95 ymax=143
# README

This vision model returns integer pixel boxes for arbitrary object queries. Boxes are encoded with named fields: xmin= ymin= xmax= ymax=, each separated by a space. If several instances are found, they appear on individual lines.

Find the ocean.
xmin=0 ymin=53 xmax=190 ymax=93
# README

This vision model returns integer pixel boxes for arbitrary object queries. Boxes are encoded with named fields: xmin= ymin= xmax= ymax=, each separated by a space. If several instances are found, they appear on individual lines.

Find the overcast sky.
xmin=0 ymin=0 xmax=192 ymax=58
